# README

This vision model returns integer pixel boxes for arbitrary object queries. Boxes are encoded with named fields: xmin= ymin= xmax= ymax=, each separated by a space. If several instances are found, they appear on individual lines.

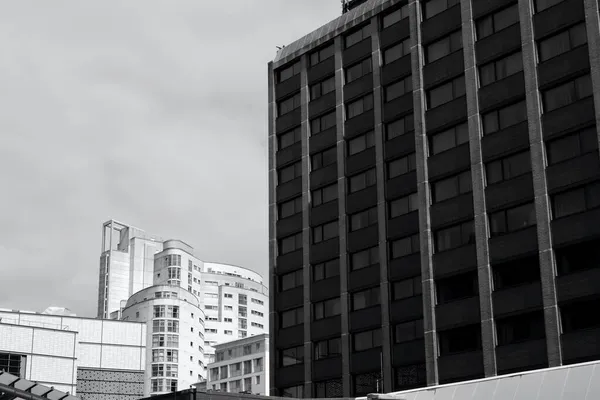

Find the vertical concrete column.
xmin=408 ymin=0 xmax=438 ymax=386
xmin=459 ymin=0 xmax=497 ymax=377
xmin=583 ymin=0 xmax=600 ymax=148
xmin=518 ymin=0 xmax=562 ymax=367
xmin=333 ymin=35 xmax=352 ymax=398
xmin=370 ymin=15 xmax=392 ymax=393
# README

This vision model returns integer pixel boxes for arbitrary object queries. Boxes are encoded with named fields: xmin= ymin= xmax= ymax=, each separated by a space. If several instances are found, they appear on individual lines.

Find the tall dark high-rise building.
xmin=267 ymin=0 xmax=600 ymax=397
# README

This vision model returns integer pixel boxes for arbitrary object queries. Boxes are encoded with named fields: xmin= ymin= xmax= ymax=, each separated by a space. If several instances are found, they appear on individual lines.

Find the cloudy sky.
xmin=0 ymin=0 xmax=340 ymax=316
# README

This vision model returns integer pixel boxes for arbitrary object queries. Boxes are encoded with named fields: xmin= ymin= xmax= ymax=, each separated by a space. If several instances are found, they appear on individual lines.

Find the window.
xmin=434 ymin=220 xmax=475 ymax=252
xmin=384 ymin=76 xmax=412 ymax=102
xmin=347 ymin=93 xmax=374 ymax=119
xmin=282 ymin=385 xmax=304 ymax=398
xmin=486 ymin=151 xmax=531 ymax=184
xmin=561 ymin=298 xmax=600 ymax=333
xmin=346 ymin=58 xmax=372 ymax=83
xmin=316 ymin=379 xmax=343 ymax=398
xmin=424 ymin=0 xmax=460 ymax=19
xmin=429 ymin=123 xmax=469 ymax=155
xmin=476 ymin=4 xmax=519 ymax=39
xmin=351 ymin=287 xmax=380 ymax=310
xmin=431 ymin=170 xmax=472 ymax=202
xmin=251 ymin=322 xmax=264 ymax=328
xmin=280 ymin=269 xmax=303 ymax=291
xmin=535 ymin=0 xmax=564 ymax=12
xmin=349 ymin=168 xmax=376 ymax=193
xmin=542 ymin=74 xmax=593 ymax=112
xmin=493 ymin=256 xmax=540 ymax=289
xmin=392 ymin=276 xmax=422 ymax=301
xmin=389 ymin=192 xmax=418 ymax=218
xmin=382 ymin=4 xmax=409 ymax=28
xmin=489 ymin=202 xmax=536 ymax=236
xmin=425 ymin=30 xmax=462 ymax=63
xmin=252 ymin=298 xmax=264 ymax=305
xmin=313 ymin=258 xmax=340 ymax=281
xmin=482 ymin=100 xmax=527 ymax=134
xmin=312 ymin=183 xmax=337 ymax=206
xmin=314 ymin=298 xmax=341 ymax=320
xmin=427 ymin=75 xmax=465 ymax=108
xmin=278 ymin=126 xmax=301 ymax=150
xmin=383 ymin=38 xmax=411 ymax=64
xmin=354 ymin=372 xmax=382 ymax=396
xmin=225 ymin=330 xmax=233 ymax=335
xmin=280 ymin=346 xmax=304 ymax=367
xmin=551 ymin=181 xmax=600 ymax=219
xmin=310 ymin=76 xmax=335 ymax=100
xmin=538 ymin=22 xmax=586 ymax=62
xmin=278 ymin=196 xmax=302 ymax=219
xmin=278 ymin=162 xmax=301 ymax=184
xmin=251 ymin=310 xmax=264 ymax=316
xmin=314 ymin=337 xmax=342 ymax=360
xmin=278 ymin=61 xmax=300 ymax=83
xmin=312 ymin=220 xmax=338 ymax=243
xmin=311 ymin=111 xmax=336 ymax=134
xmin=395 ymin=319 xmax=424 ymax=343
xmin=496 ymin=311 xmax=546 ymax=345
xmin=278 ymin=93 xmax=300 ymax=116
xmin=386 ymin=114 xmax=414 ymax=140
xmin=224 ymin=317 xmax=233 ymax=322
xmin=348 ymin=130 xmax=375 ymax=155
xmin=350 ymin=246 xmax=379 ymax=270
xmin=311 ymin=147 xmax=337 ymax=170
xmin=345 ymin=25 xmax=370 ymax=48
xmin=353 ymin=328 xmax=382 ymax=351
xmin=438 ymin=324 xmax=481 ymax=355
xmin=436 ymin=271 xmax=478 ymax=303
xmin=152 ymin=320 xmax=179 ymax=333
xmin=280 ymin=307 xmax=303 ymax=328
xmin=387 ymin=153 xmax=416 ymax=178
xmin=278 ymin=232 xmax=302 ymax=255
xmin=390 ymin=234 xmax=420 ymax=259
xmin=310 ymin=44 xmax=334 ymax=66
xmin=349 ymin=207 xmax=378 ymax=232
xmin=479 ymin=52 xmax=523 ymax=86
xmin=165 ymin=254 xmax=181 ymax=266
xmin=154 ymin=305 xmax=165 ymax=318
xmin=546 ymin=127 xmax=597 ymax=165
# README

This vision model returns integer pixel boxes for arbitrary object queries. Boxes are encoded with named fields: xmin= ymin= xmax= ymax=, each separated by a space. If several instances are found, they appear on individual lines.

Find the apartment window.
xmin=489 ymin=202 xmax=536 ymax=236
xmin=386 ymin=114 xmax=414 ymax=140
xmin=278 ymin=232 xmax=302 ymax=255
xmin=385 ymin=76 xmax=412 ymax=102
xmin=561 ymin=298 xmax=600 ymax=333
xmin=314 ymin=337 xmax=342 ymax=360
xmin=165 ymin=254 xmax=181 ymax=266
xmin=251 ymin=298 xmax=264 ymax=305
xmin=482 ymin=100 xmax=527 ymax=134
xmin=538 ymin=22 xmax=586 ymax=62
xmin=278 ymin=61 xmax=300 ymax=83
xmin=535 ymin=0 xmax=565 ymax=12
xmin=152 ymin=320 xmax=179 ymax=333
xmin=439 ymin=324 xmax=481 ymax=355
xmin=312 ymin=183 xmax=337 ymax=206
xmin=424 ymin=0 xmax=460 ymax=19
xmin=351 ymin=287 xmax=380 ymax=310
xmin=479 ymin=52 xmax=523 ymax=86
xmin=551 ymin=181 xmax=600 ymax=219
xmin=310 ymin=76 xmax=335 ymax=100
xmin=427 ymin=75 xmax=465 ymax=108
xmin=436 ymin=271 xmax=478 ymax=303
xmin=154 ymin=305 xmax=165 ymax=318
xmin=392 ymin=276 xmax=422 ymax=301
xmin=251 ymin=310 xmax=264 ymax=317
xmin=556 ymin=240 xmax=600 ymax=276
xmin=282 ymin=385 xmax=304 ymax=398
xmin=316 ymin=379 xmax=343 ymax=398
xmin=390 ymin=234 xmax=419 ymax=259
xmin=429 ymin=122 xmax=469 ymax=155
xmin=311 ymin=111 xmax=336 ymax=134
xmin=278 ymin=161 xmax=301 ymax=184
xmin=425 ymin=30 xmax=462 ymax=63
xmin=313 ymin=258 xmax=340 ymax=281
xmin=486 ymin=151 xmax=531 ymax=184
xmin=496 ymin=312 xmax=545 ymax=345
xmin=278 ymin=126 xmax=301 ymax=150
xmin=382 ymin=4 xmax=409 ymax=28
xmin=387 ymin=153 xmax=416 ymax=178
xmin=224 ymin=318 xmax=233 ymax=322
xmin=493 ymin=256 xmax=540 ymax=289
xmin=389 ymin=192 xmax=418 ymax=218
xmin=348 ymin=130 xmax=375 ymax=155
xmin=383 ymin=38 xmax=411 ymax=65
xmin=349 ymin=207 xmax=378 ymax=232
xmin=431 ymin=170 xmax=472 ymax=202
xmin=395 ymin=319 xmax=424 ymax=343
xmin=345 ymin=24 xmax=370 ymax=48
xmin=346 ymin=58 xmax=372 ymax=83
xmin=280 ymin=307 xmax=303 ymax=328
xmin=347 ymin=93 xmax=374 ymax=119
xmin=350 ymin=246 xmax=379 ymax=271
xmin=546 ymin=127 xmax=597 ymax=165
xmin=434 ymin=220 xmax=475 ymax=252
xmin=278 ymin=93 xmax=300 ymax=116
xmin=314 ymin=298 xmax=341 ymax=320
xmin=310 ymin=44 xmax=334 ymax=66
xmin=313 ymin=220 xmax=338 ymax=243
xmin=353 ymin=328 xmax=382 ymax=351
xmin=349 ymin=168 xmax=376 ymax=193
xmin=542 ymin=74 xmax=592 ymax=112
xmin=311 ymin=147 xmax=337 ymax=170
xmin=251 ymin=322 xmax=264 ymax=328
xmin=280 ymin=346 xmax=304 ymax=367
xmin=476 ymin=4 xmax=519 ymax=39
xmin=278 ymin=196 xmax=302 ymax=219
xmin=280 ymin=269 xmax=303 ymax=292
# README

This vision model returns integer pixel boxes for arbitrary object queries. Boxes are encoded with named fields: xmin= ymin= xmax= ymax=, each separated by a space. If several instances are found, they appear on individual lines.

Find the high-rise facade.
xmin=268 ymin=0 xmax=600 ymax=398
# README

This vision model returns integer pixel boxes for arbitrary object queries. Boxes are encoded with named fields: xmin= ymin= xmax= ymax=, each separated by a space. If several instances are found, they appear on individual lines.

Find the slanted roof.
xmin=0 ymin=370 xmax=79 ymax=400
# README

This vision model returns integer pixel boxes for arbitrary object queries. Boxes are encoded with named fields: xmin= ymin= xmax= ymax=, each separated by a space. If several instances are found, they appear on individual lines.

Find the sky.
xmin=0 ymin=0 xmax=341 ymax=317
